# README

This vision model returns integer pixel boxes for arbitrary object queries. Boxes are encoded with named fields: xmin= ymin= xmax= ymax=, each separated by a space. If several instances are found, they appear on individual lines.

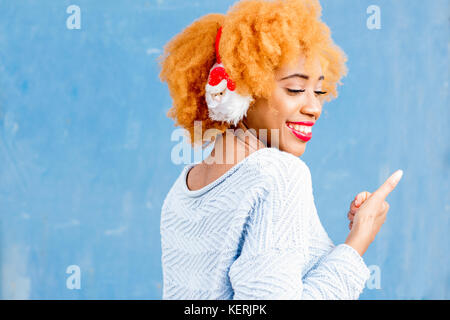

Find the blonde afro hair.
xmin=158 ymin=0 xmax=347 ymax=147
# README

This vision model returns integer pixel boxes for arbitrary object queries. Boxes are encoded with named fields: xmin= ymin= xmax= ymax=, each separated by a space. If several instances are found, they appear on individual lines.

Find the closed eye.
xmin=286 ymin=89 xmax=327 ymax=95
xmin=286 ymin=89 xmax=305 ymax=94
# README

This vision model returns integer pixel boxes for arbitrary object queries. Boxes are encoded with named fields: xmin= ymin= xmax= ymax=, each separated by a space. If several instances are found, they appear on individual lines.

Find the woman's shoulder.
xmin=244 ymin=147 xmax=312 ymax=189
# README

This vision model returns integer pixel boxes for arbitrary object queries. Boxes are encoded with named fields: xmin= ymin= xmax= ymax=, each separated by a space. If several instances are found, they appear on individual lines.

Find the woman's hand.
xmin=347 ymin=191 xmax=372 ymax=230
xmin=345 ymin=170 xmax=404 ymax=257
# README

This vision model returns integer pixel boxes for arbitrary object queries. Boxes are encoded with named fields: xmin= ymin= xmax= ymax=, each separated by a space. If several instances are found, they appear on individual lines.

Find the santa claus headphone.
xmin=205 ymin=27 xmax=254 ymax=126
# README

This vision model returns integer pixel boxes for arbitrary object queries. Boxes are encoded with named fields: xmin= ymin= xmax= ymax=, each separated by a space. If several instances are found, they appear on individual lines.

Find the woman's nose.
xmin=300 ymin=90 xmax=321 ymax=120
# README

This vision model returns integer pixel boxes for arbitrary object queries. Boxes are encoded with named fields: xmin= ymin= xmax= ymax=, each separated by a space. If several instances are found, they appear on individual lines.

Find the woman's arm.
xmin=229 ymin=244 xmax=370 ymax=300
xmin=228 ymin=157 xmax=371 ymax=299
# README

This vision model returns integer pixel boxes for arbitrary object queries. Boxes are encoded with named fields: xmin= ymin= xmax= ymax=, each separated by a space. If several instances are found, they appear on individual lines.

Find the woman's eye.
xmin=286 ymin=89 xmax=327 ymax=96
xmin=286 ymin=89 xmax=305 ymax=94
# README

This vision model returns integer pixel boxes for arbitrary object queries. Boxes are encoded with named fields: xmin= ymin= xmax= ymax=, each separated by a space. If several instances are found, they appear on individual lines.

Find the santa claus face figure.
xmin=205 ymin=62 xmax=254 ymax=126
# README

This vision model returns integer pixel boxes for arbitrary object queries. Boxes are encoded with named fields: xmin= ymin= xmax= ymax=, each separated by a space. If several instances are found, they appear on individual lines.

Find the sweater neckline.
xmin=181 ymin=147 xmax=278 ymax=198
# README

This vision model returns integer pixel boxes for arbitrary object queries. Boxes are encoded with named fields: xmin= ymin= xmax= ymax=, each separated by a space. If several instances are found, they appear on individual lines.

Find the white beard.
xmin=205 ymin=64 xmax=254 ymax=126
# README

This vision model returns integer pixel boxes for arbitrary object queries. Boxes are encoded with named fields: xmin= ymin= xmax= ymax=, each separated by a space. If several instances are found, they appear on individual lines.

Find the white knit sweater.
xmin=160 ymin=147 xmax=371 ymax=299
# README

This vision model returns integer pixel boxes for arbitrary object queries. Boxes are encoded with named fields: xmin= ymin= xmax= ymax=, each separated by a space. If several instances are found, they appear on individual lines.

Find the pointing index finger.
xmin=372 ymin=169 xmax=403 ymax=201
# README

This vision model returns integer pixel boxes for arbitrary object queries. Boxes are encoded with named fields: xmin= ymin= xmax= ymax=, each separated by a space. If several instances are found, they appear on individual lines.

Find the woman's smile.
xmin=285 ymin=121 xmax=314 ymax=142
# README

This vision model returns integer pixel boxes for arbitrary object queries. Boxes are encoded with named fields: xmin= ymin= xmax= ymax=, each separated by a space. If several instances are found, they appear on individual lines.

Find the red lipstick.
xmin=285 ymin=121 xmax=314 ymax=142
xmin=286 ymin=121 xmax=315 ymax=126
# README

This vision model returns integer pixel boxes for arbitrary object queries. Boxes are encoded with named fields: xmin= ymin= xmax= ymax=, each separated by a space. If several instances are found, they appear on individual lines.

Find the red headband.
xmin=215 ymin=26 xmax=223 ymax=64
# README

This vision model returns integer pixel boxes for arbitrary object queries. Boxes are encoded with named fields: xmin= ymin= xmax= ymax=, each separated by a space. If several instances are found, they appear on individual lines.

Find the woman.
xmin=158 ymin=0 xmax=403 ymax=299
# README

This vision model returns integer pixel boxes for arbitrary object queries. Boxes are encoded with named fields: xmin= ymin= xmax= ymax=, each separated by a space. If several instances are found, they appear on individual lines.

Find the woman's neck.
xmin=205 ymin=120 xmax=267 ymax=166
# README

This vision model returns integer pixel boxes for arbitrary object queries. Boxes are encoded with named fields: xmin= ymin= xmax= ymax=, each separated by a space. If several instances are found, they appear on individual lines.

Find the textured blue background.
xmin=0 ymin=0 xmax=448 ymax=299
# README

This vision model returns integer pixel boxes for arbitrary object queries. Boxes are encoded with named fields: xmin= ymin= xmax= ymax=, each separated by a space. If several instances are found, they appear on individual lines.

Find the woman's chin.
xmin=280 ymin=139 xmax=306 ymax=157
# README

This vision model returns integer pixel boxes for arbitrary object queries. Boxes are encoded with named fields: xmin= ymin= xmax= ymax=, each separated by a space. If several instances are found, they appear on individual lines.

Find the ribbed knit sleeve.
xmin=228 ymin=154 xmax=371 ymax=300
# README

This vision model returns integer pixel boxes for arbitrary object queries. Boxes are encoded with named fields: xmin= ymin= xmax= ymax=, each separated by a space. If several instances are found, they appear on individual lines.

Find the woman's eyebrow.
xmin=279 ymin=73 xmax=325 ymax=81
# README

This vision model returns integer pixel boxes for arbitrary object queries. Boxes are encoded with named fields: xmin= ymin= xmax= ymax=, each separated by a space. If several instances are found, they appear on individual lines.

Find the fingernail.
xmin=392 ymin=169 xmax=404 ymax=185
xmin=355 ymin=195 xmax=360 ymax=206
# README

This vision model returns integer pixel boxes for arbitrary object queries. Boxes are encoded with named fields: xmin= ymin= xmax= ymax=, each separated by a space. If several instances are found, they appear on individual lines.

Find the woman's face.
xmin=244 ymin=54 xmax=325 ymax=157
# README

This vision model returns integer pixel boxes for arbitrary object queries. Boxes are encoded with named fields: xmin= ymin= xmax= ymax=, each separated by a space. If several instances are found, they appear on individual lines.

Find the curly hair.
xmin=158 ymin=0 xmax=347 ymax=147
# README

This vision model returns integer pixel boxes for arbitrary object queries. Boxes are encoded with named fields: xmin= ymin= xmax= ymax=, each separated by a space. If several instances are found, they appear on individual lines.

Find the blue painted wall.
xmin=0 ymin=0 xmax=448 ymax=299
